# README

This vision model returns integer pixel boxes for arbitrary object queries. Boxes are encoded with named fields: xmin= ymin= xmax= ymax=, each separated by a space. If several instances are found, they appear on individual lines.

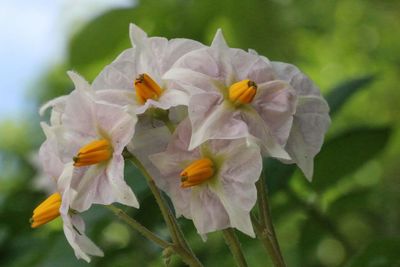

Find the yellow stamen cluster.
xmin=228 ymin=79 xmax=257 ymax=104
xmin=31 ymin=193 xmax=62 ymax=228
xmin=73 ymin=139 xmax=112 ymax=167
xmin=134 ymin=73 xmax=163 ymax=104
xmin=180 ymin=158 xmax=215 ymax=188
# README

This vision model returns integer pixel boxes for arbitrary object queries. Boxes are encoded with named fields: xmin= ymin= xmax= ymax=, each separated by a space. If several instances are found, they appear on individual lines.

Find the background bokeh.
xmin=1 ymin=0 xmax=399 ymax=266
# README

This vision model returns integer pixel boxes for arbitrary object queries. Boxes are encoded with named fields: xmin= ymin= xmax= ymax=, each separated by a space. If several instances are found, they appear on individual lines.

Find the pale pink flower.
xmin=39 ymin=71 xmax=139 ymax=212
xmin=149 ymin=119 xmax=262 ymax=237
xmin=163 ymin=30 xmax=296 ymax=160
xmin=31 ymin=163 xmax=104 ymax=262
xmin=92 ymin=24 xmax=204 ymax=114
xmin=269 ymin=62 xmax=331 ymax=180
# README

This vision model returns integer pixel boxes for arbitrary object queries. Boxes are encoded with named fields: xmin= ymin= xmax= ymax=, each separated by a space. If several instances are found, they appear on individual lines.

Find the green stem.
xmin=222 ymin=228 xmax=248 ymax=267
xmin=129 ymin=156 xmax=203 ymax=267
xmin=106 ymin=205 xmax=171 ymax=249
xmin=254 ymin=174 xmax=286 ymax=267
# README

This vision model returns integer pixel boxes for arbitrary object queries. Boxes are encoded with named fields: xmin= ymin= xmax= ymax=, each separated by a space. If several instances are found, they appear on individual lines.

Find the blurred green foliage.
xmin=1 ymin=0 xmax=400 ymax=266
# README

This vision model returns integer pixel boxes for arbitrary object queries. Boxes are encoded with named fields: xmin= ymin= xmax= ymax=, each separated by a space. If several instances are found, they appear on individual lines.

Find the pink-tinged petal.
xmin=171 ymin=48 xmax=222 ymax=79
xmin=158 ymin=89 xmax=190 ymax=108
xmin=62 ymin=213 xmax=104 ymax=262
xmin=252 ymin=80 xmax=297 ymax=146
xmin=211 ymin=29 xmax=229 ymax=51
xmin=209 ymin=183 xmax=255 ymax=237
xmin=129 ymin=23 xmax=148 ymax=48
xmin=95 ymin=89 xmax=137 ymax=108
xmin=208 ymin=140 xmax=261 ymax=237
xmin=39 ymin=123 xmax=65 ymax=180
xmin=94 ymin=101 xmax=136 ymax=153
xmin=228 ymin=48 xmax=276 ymax=83
xmin=39 ymin=95 xmax=67 ymax=118
xmin=161 ymin=38 xmax=204 ymax=72
xmin=105 ymin=155 xmax=139 ymax=207
xmin=240 ymin=111 xmax=291 ymax=160
xmin=69 ymin=165 xmax=103 ymax=212
xmin=271 ymin=61 xmax=321 ymax=97
xmin=188 ymin=92 xmax=248 ymax=150
xmin=92 ymin=61 xmax=136 ymax=91
xmin=62 ymin=88 xmax=97 ymax=137
xmin=190 ymin=187 xmax=230 ymax=235
xmin=271 ymin=62 xmax=331 ymax=180
xmin=163 ymin=67 xmax=221 ymax=94
xmin=67 ymin=71 xmax=91 ymax=92
xmin=132 ymin=126 xmax=172 ymax=187
xmin=149 ymin=152 xmax=194 ymax=218
xmin=70 ymin=156 xmax=138 ymax=212
xmin=284 ymin=96 xmax=330 ymax=180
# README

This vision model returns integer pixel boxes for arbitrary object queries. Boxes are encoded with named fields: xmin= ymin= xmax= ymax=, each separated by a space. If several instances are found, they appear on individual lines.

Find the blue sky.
xmin=0 ymin=0 xmax=132 ymax=120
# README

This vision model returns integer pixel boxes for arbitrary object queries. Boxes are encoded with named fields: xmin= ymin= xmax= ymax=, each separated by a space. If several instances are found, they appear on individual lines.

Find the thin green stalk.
xmin=251 ymin=214 xmax=279 ymax=264
xmin=254 ymin=174 xmax=286 ymax=267
xmin=129 ymin=156 xmax=203 ymax=267
xmin=106 ymin=205 xmax=171 ymax=249
xmin=222 ymin=228 xmax=248 ymax=267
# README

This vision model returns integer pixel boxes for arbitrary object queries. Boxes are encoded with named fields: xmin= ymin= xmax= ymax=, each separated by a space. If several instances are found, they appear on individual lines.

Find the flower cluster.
xmin=32 ymin=24 xmax=330 ymax=261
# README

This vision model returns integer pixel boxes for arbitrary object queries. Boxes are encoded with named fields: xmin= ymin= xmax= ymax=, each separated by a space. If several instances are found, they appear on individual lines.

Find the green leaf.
xmin=68 ymin=8 xmax=139 ymax=70
xmin=345 ymin=238 xmax=400 ymax=267
xmin=263 ymin=159 xmax=295 ymax=193
xmin=326 ymin=75 xmax=375 ymax=116
xmin=312 ymin=127 xmax=391 ymax=191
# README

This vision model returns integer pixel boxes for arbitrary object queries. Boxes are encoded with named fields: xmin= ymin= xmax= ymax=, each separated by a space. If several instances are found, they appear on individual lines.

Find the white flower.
xmin=31 ymin=164 xmax=104 ymax=262
xmin=39 ymin=71 xmax=139 ymax=212
xmin=163 ymin=30 xmax=296 ymax=160
xmin=269 ymin=62 xmax=331 ymax=180
xmin=92 ymin=24 xmax=205 ymax=115
xmin=149 ymin=119 xmax=262 ymax=237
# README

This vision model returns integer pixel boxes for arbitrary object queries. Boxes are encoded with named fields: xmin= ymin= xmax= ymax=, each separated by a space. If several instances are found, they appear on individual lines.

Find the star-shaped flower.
xmin=40 ymin=71 xmax=139 ymax=212
xmin=163 ymin=30 xmax=297 ymax=160
xmin=92 ymin=24 xmax=204 ymax=115
xmin=149 ymin=119 xmax=262 ymax=237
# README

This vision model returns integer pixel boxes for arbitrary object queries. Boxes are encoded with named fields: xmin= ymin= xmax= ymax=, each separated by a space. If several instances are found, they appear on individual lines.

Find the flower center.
xmin=228 ymin=79 xmax=257 ymax=104
xmin=30 ymin=193 xmax=62 ymax=228
xmin=180 ymin=158 xmax=215 ymax=188
xmin=73 ymin=139 xmax=112 ymax=167
xmin=134 ymin=73 xmax=163 ymax=104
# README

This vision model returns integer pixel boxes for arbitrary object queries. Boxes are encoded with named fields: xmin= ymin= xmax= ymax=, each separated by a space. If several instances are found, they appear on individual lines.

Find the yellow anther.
xmin=180 ymin=158 xmax=214 ymax=188
xmin=30 ymin=193 xmax=62 ymax=228
xmin=228 ymin=79 xmax=257 ymax=104
xmin=134 ymin=73 xmax=163 ymax=104
xmin=73 ymin=139 xmax=112 ymax=167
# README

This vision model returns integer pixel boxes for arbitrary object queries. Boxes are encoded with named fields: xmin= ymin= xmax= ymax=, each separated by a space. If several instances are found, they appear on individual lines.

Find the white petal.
xmin=105 ymin=155 xmax=139 ymax=208
xmin=161 ymin=38 xmax=204 ymax=72
xmin=62 ymin=213 xmax=103 ymax=262
xmin=95 ymin=89 xmax=137 ymax=107
xmin=240 ymin=110 xmax=291 ymax=160
xmin=129 ymin=23 xmax=148 ymax=48
xmin=284 ymin=96 xmax=330 ymax=180
xmin=190 ymin=187 xmax=230 ymax=235
xmin=94 ymin=101 xmax=136 ymax=153
xmin=163 ymin=67 xmax=221 ymax=94
xmin=211 ymin=29 xmax=229 ymax=50
xmin=63 ymin=88 xmax=97 ymax=136
xmin=253 ymin=80 xmax=297 ymax=146
xmin=209 ymin=183 xmax=255 ymax=237
xmin=67 ymin=71 xmax=91 ymax=92
xmin=92 ymin=61 xmax=136 ymax=91
xmin=188 ymin=92 xmax=248 ymax=150
xmin=39 ymin=95 xmax=67 ymax=117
